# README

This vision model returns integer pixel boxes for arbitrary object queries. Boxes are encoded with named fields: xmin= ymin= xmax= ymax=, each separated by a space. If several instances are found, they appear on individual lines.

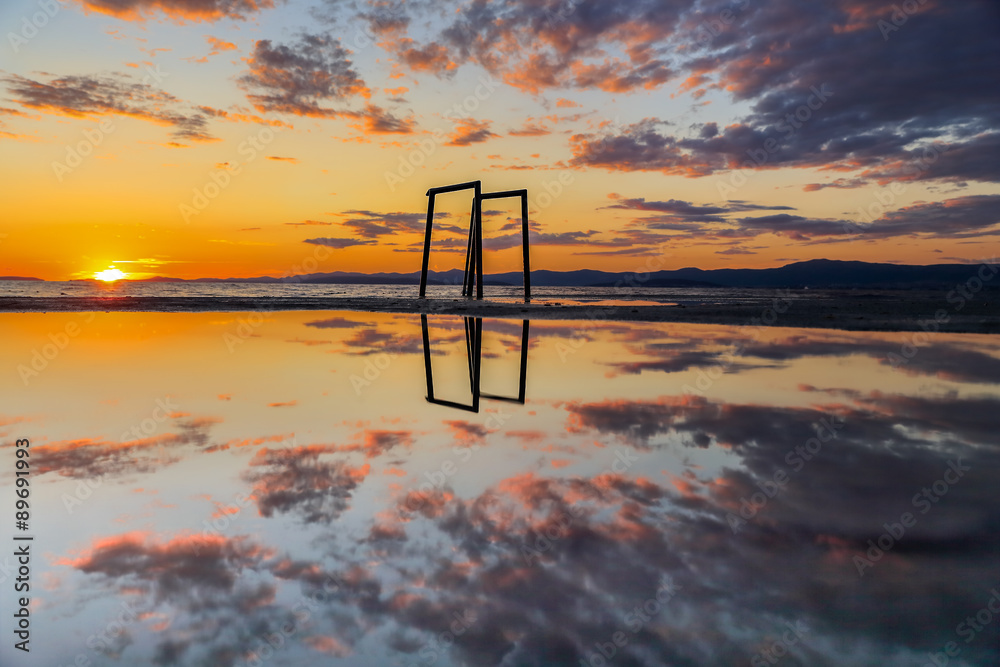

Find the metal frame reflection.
xmin=421 ymin=315 xmax=529 ymax=412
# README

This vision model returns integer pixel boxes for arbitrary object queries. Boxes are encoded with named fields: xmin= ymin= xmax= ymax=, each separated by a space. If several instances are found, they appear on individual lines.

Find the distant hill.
xmin=0 ymin=276 xmax=43 ymax=281
xmin=57 ymin=260 xmax=999 ymax=289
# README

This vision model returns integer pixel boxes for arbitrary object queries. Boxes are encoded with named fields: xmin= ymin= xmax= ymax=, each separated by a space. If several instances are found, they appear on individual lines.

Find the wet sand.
xmin=1 ymin=289 xmax=996 ymax=333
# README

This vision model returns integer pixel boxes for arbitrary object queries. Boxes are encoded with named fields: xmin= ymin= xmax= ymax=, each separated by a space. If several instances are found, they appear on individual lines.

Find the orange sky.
xmin=1 ymin=0 xmax=998 ymax=280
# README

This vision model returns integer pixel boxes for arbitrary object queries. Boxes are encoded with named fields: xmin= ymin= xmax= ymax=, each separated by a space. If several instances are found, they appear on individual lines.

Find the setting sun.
xmin=94 ymin=268 xmax=127 ymax=282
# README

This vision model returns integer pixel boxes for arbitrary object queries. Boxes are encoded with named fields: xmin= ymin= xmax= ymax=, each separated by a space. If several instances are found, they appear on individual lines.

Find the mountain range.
xmin=3 ymin=260 xmax=994 ymax=289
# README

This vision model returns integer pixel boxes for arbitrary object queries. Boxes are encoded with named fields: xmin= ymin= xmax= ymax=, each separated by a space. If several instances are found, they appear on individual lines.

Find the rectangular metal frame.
xmin=418 ymin=182 xmax=531 ymax=301
xmin=478 ymin=189 xmax=531 ymax=301
xmin=419 ymin=180 xmax=482 ymax=298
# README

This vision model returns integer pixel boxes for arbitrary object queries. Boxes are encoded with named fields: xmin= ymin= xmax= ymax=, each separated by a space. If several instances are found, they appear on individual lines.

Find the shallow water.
xmin=1 ymin=312 xmax=998 ymax=666
xmin=0 ymin=279 xmax=759 ymax=305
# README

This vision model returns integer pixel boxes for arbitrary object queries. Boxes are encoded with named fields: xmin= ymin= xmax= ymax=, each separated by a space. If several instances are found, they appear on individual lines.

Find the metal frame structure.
xmin=421 ymin=315 xmax=529 ymax=413
xmin=418 ymin=181 xmax=531 ymax=301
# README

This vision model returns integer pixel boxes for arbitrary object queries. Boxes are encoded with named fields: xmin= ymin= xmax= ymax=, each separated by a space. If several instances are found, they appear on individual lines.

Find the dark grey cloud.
xmin=607 ymin=194 xmax=1000 ymax=242
xmin=572 ymin=1 xmax=998 ymax=185
xmin=333 ymin=209 xmax=431 ymax=238
xmin=33 ymin=416 xmax=221 ymax=479
xmin=365 ymin=0 xmax=678 ymax=93
xmin=242 ymin=445 xmax=369 ymax=524
xmin=2 ymin=73 xmax=217 ymax=144
xmin=240 ymin=33 xmax=415 ymax=133
xmin=447 ymin=118 xmax=498 ymax=146
xmin=303 ymin=237 xmax=376 ymax=249
xmin=240 ymin=34 xmax=369 ymax=116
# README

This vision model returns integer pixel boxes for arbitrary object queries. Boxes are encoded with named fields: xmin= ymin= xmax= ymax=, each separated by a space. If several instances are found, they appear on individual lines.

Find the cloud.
xmin=57 ymin=356 xmax=1000 ymax=666
xmin=347 ymin=0 xmax=679 ymax=93
xmin=569 ymin=118 xmax=718 ymax=176
xmin=481 ymin=229 xmax=602 ymax=251
xmin=732 ymin=195 xmax=1000 ymax=242
xmin=340 ymin=429 xmax=415 ymax=459
xmin=303 ymin=316 xmax=368 ymax=329
xmin=447 ymin=118 xmax=498 ymax=146
xmin=303 ymin=237 xmax=377 ymax=249
xmin=62 ymin=532 xmax=304 ymax=666
xmin=205 ymin=35 xmax=237 ymax=52
xmin=243 ymin=445 xmax=370 ymax=523
xmin=69 ymin=0 xmax=273 ymax=23
xmin=239 ymin=34 xmax=370 ymax=117
xmin=360 ymin=385 xmax=1000 ymax=664
xmin=266 ymin=155 xmax=299 ymax=163
xmin=32 ymin=416 xmax=221 ymax=479
xmin=604 ymin=196 xmax=793 ymax=223
xmin=508 ymin=121 xmax=550 ymax=137
xmin=340 ymin=327 xmax=423 ymax=356
xmin=332 ymin=209 xmax=442 ymax=238
xmin=2 ymin=73 xmax=218 ymax=144
xmin=566 ymin=1 xmax=998 ymax=185
xmin=351 ymin=103 xmax=416 ymax=134
xmin=604 ymin=193 xmax=1000 ymax=243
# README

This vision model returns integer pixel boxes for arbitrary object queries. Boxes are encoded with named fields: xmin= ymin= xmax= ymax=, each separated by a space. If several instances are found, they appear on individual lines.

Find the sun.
xmin=94 ymin=268 xmax=127 ymax=282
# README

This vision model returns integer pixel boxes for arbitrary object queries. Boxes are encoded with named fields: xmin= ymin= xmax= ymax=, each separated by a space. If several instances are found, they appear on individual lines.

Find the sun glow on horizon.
xmin=94 ymin=268 xmax=127 ymax=282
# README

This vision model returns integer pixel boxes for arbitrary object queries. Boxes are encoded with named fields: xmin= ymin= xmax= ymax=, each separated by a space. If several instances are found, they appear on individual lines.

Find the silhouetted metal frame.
xmin=479 ymin=189 xmax=531 ymax=302
xmin=419 ymin=181 xmax=531 ymax=302
xmin=421 ymin=314 xmax=482 ymax=412
xmin=421 ymin=315 xmax=529 ymax=412
xmin=478 ymin=320 xmax=529 ymax=404
xmin=419 ymin=180 xmax=482 ymax=299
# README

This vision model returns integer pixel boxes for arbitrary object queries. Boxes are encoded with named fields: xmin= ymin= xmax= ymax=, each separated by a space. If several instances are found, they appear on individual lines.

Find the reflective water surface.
xmin=1 ymin=311 xmax=998 ymax=666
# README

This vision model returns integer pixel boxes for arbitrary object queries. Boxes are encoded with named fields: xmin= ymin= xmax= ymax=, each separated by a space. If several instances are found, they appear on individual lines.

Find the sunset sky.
xmin=1 ymin=0 xmax=998 ymax=280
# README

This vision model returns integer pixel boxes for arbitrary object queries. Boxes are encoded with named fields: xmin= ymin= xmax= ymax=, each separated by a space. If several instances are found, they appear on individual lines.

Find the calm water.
xmin=0 ymin=279 xmax=766 ymax=305
xmin=1 ymin=312 xmax=998 ymax=666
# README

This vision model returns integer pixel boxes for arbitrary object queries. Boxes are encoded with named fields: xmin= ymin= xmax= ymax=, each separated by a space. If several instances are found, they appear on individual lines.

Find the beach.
xmin=1 ymin=288 xmax=996 ymax=333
